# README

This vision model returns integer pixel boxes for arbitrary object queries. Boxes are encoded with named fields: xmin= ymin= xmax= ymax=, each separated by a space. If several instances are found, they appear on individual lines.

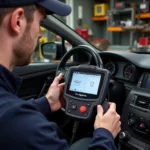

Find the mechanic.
xmin=0 ymin=0 xmax=121 ymax=150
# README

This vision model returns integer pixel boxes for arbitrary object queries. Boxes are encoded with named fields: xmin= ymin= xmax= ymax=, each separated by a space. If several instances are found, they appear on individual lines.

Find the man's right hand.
xmin=94 ymin=103 xmax=121 ymax=138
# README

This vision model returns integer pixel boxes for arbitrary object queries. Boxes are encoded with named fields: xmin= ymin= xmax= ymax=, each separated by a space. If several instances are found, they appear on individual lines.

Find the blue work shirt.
xmin=0 ymin=65 xmax=117 ymax=150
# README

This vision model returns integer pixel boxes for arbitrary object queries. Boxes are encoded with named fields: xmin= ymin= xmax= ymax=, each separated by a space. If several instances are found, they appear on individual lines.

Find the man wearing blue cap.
xmin=0 ymin=0 xmax=121 ymax=149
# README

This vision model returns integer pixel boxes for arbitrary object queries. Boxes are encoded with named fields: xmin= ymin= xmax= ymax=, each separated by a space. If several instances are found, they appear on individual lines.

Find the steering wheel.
xmin=56 ymin=45 xmax=103 ymax=75
xmin=56 ymin=45 xmax=103 ymax=111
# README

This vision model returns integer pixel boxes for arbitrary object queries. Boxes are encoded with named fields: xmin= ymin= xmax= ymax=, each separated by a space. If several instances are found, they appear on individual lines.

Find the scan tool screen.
xmin=69 ymin=72 xmax=101 ymax=95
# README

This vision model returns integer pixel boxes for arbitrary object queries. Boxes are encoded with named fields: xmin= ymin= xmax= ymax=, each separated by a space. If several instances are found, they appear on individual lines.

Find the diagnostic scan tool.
xmin=64 ymin=65 xmax=110 ymax=120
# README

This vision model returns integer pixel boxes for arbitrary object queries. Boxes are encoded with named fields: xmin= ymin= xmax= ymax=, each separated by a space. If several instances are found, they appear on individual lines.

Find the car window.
xmin=31 ymin=27 xmax=72 ymax=63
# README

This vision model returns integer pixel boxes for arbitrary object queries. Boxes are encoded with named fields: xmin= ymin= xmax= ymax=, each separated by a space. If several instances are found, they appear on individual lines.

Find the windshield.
xmin=53 ymin=1 xmax=150 ymax=54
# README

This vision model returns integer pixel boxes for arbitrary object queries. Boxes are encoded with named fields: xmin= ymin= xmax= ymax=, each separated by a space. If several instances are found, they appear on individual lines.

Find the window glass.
xmin=31 ymin=27 xmax=72 ymax=63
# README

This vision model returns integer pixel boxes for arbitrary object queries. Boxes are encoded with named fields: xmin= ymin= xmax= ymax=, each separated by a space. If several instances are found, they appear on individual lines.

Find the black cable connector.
xmin=70 ymin=121 xmax=79 ymax=145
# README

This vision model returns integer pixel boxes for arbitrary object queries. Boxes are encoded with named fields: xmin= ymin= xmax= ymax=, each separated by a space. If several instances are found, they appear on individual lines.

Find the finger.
xmin=116 ymin=121 xmax=121 ymax=130
xmin=58 ymin=83 xmax=65 ymax=92
xmin=119 ymin=121 xmax=121 ymax=126
xmin=117 ymin=114 xmax=120 ymax=120
xmin=97 ymin=105 xmax=104 ymax=116
xmin=53 ymin=73 xmax=63 ymax=86
xmin=108 ymin=102 xmax=113 ymax=107
xmin=58 ymin=83 xmax=65 ymax=88
xmin=109 ymin=103 xmax=116 ymax=110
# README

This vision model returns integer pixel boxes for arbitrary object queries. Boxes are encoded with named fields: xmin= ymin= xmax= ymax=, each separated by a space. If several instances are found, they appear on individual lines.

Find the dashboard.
xmin=98 ymin=51 xmax=150 ymax=150
xmin=103 ymin=60 xmax=139 ymax=82
xmin=99 ymin=54 xmax=142 ymax=85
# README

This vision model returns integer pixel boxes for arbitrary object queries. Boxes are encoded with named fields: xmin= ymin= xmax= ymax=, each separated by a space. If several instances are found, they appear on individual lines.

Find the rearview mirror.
xmin=41 ymin=42 xmax=57 ymax=60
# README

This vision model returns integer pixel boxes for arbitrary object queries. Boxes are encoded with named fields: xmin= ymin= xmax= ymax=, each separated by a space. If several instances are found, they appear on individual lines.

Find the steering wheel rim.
xmin=56 ymin=45 xmax=103 ymax=75
xmin=56 ymin=45 xmax=103 ymax=111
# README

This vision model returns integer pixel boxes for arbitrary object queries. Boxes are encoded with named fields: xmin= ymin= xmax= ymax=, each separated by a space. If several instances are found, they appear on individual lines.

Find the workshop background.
xmin=33 ymin=0 xmax=150 ymax=62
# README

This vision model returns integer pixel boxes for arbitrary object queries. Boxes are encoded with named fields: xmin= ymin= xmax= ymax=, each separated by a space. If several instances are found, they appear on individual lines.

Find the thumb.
xmin=97 ymin=105 xmax=104 ymax=117
xmin=53 ymin=73 xmax=63 ymax=86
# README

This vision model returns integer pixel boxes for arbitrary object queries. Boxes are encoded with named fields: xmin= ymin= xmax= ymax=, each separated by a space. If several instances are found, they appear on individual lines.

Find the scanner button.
xmin=72 ymin=104 xmax=77 ymax=110
xmin=80 ymin=106 xmax=87 ymax=113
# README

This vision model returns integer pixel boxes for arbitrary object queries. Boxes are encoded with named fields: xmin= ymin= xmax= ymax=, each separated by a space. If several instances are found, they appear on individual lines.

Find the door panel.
xmin=13 ymin=63 xmax=58 ymax=100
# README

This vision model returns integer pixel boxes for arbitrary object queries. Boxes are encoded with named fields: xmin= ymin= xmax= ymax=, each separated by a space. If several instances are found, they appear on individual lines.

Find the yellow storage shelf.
xmin=107 ymin=27 xmax=124 ymax=32
xmin=135 ymin=13 xmax=150 ymax=19
xmin=93 ymin=13 xmax=150 ymax=22
xmin=92 ymin=16 xmax=108 ymax=21
xmin=107 ymin=27 xmax=150 ymax=32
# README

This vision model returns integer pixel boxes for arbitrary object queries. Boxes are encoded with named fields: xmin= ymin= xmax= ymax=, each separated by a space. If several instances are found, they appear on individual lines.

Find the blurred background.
xmin=33 ymin=0 xmax=150 ymax=62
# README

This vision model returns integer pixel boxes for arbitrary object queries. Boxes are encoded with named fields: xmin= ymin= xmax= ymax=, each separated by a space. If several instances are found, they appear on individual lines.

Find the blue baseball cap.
xmin=0 ymin=0 xmax=71 ymax=16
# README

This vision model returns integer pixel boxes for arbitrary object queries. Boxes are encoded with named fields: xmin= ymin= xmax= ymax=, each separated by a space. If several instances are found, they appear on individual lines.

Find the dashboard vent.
xmin=135 ymin=96 xmax=150 ymax=109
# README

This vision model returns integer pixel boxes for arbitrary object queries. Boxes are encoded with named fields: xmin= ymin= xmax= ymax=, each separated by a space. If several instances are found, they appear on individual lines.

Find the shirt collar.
xmin=0 ymin=65 xmax=22 ymax=94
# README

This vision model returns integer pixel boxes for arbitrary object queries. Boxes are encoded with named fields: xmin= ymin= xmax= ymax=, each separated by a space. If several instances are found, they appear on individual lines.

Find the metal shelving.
xmin=92 ymin=13 xmax=150 ymax=21
xmin=92 ymin=0 xmax=150 ymax=48
xmin=106 ymin=7 xmax=135 ymax=46
xmin=92 ymin=16 xmax=108 ymax=21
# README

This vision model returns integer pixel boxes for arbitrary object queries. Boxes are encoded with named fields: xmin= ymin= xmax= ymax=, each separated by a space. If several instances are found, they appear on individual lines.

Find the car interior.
xmin=13 ymin=15 xmax=150 ymax=150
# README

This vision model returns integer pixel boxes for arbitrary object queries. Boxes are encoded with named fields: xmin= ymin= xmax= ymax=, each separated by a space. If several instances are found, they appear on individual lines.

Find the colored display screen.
xmin=69 ymin=72 xmax=101 ymax=95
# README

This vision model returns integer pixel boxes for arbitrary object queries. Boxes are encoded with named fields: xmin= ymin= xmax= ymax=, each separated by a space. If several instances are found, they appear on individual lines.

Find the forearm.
xmin=89 ymin=128 xmax=117 ymax=150
xmin=28 ymin=96 xmax=51 ymax=117
xmin=7 ymin=102 xmax=70 ymax=150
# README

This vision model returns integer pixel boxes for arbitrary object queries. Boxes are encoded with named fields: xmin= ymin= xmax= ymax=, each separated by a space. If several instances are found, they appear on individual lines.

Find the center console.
xmin=120 ymin=72 xmax=150 ymax=150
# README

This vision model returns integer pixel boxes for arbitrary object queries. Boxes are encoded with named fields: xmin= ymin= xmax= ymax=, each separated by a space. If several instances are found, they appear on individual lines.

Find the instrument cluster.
xmin=104 ymin=60 xmax=139 ymax=82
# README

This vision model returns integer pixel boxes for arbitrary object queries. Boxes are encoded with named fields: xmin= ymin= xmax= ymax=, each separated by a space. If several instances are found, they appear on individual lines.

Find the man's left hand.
xmin=46 ymin=73 xmax=65 ymax=112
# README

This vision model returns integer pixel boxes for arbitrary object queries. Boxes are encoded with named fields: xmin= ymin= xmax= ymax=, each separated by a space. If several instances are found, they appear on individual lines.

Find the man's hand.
xmin=94 ymin=103 xmax=121 ymax=138
xmin=46 ymin=73 xmax=65 ymax=112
